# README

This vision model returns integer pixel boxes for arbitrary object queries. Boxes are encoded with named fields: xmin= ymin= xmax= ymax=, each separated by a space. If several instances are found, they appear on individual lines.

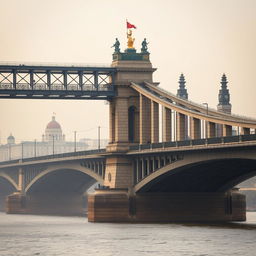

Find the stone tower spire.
xmin=217 ymin=74 xmax=232 ymax=114
xmin=177 ymin=73 xmax=188 ymax=100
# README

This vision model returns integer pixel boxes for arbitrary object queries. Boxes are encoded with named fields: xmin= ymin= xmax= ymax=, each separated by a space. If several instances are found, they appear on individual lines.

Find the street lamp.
xmin=203 ymin=103 xmax=208 ymax=138
xmin=74 ymin=131 xmax=77 ymax=152
xmin=98 ymin=126 xmax=101 ymax=150
xmin=21 ymin=142 xmax=24 ymax=160
xmin=203 ymin=102 xmax=209 ymax=115
xmin=34 ymin=139 xmax=37 ymax=158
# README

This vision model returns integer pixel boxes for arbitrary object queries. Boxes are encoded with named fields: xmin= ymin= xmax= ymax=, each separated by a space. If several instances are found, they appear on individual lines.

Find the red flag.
xmin=127 ymin=21 xmax=137 ymax=29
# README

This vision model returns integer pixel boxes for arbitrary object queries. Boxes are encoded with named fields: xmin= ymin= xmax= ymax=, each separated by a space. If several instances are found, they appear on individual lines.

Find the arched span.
xmin=134 ymin=154 xmax=256 ymax=193
xmin=25 ymin=163 xmax=104 ymax=193
xmin=0 ymin=172 xmax=19 ymax=191
xmin=218 ymin=170 xmax=256 ymax=192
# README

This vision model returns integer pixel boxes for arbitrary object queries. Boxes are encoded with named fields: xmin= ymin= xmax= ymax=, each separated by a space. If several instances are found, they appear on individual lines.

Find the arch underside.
xmin=27 ymin=169 xmax=98 ymax=194
xmin=25 ymin=168 xmax=103 ymax=215
xmin=136 ymin=158 xmax=256 ymax=193
xmin=0 ymin=176 xmax=17 ymax=211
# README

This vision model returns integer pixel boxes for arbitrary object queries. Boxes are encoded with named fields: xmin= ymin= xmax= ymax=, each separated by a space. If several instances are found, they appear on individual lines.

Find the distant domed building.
xmin=0 ymin=115 xmax=109 ymax=162
xmin=7 ymin=134 xmax=15 ymax=145
xmin=42 ymin=116 xmax=65 ymax=142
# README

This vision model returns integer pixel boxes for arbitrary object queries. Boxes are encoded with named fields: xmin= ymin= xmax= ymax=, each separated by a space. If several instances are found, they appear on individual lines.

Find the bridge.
xmin=0 ymin=63 xmax=116 ymax=99
xmin=1 ymin=38 xmax=256 ymax=222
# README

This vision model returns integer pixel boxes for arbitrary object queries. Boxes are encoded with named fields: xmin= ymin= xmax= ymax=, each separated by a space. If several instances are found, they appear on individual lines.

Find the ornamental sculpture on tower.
xmin=111 ymin=21 xmax=150 ymax=61
xmin=126 ymin=20 xmax=136 ymax=49
xmin=127 ymin=29 xmax=135 ymax=49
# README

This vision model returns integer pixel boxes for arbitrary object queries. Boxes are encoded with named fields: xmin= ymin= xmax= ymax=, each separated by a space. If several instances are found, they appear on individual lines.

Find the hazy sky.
xmin=0 ymin=0 xmax=255 ymax=143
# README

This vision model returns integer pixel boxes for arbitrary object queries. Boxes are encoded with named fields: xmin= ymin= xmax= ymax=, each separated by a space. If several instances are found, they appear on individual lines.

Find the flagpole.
xmin=126 ymin=18 xmax=128 ymax=37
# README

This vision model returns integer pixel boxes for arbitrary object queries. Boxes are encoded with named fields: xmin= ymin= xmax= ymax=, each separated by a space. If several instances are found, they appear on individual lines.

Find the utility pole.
xmin=203 ymin=103 xmax=209 ymax=138
xmin=74 ymin=131 xmax=77 ymax=152
xmin=52 ymin=135 xmax=55 ymax=156
xmin=98 ymin=126 xmax=101 ymax=150
xmin=34 ymin=139 xmax=37 ymax=158
xmin=21 ymin=142 xmax=24 ymax=160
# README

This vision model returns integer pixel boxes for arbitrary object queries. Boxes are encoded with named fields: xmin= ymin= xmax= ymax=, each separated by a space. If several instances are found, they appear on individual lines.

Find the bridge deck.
xmin=1 ymin=135 xmax=256 ymax=168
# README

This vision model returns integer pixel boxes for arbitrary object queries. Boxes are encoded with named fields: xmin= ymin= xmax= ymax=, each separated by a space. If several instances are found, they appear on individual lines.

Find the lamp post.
xmin=34 ymin=139 xmax=37 ymax=158
xmin=98 ymin=126 xmax=101 ymax=150
xmin=203 ymin=103 xmax=208 ymax=138
xmin=21 ymin=142 xmax=24 ymax=160
xmin=74 ymin=131 xmax=77 ymax=152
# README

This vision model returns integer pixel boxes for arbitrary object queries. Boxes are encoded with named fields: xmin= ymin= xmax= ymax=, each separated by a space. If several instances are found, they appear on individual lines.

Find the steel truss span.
xmin=0 ymin=64 xmax=116 ymax=100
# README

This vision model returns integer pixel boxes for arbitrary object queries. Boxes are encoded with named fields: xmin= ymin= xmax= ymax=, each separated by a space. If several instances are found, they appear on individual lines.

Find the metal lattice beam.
xmin=0 ymin=64 xmax=116 ymax=100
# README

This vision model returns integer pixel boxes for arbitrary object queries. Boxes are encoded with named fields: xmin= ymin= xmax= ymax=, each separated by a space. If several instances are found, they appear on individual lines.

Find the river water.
xmin=0 ymin=212 xmax=256 ymax=256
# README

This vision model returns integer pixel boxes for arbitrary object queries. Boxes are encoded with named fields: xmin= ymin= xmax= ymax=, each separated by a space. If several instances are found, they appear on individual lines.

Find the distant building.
xmin=0 ymin=116 xmax=108 ymax=161
xmin=217 ymin=74 xmax=231 ymax=114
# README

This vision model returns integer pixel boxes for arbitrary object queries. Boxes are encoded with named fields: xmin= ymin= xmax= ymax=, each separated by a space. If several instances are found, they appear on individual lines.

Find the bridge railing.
xmin=129 ymin=134 xmax=256 ymax=151
xmin=0 ymin=148 xmax=106 ymax=166
xmin=0 ymin=83 xmax=114 ymax=91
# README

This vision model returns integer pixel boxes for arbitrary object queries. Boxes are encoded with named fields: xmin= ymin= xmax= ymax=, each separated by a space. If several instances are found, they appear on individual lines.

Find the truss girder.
xmin=0 ymin=65 xmax=116 ymax=99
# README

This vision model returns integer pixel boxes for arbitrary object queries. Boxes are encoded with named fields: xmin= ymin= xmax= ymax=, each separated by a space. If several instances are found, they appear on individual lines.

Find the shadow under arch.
xmin=25 ymin=163 xmax=104 ymax=194
xmin=0 ymin=173 xmax=18 ymax=191
xmin=135 ymin=157 xmax=256 ymax=193
xmin=0 ymin=173 xmax=19 ymax=212
xmin=24 ymin=163 xmax=104 ymax=215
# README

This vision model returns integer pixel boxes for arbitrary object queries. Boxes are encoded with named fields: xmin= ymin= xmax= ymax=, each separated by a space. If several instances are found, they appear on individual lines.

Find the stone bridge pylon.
xmin=88 ymin=37 xmax=256 ymax=223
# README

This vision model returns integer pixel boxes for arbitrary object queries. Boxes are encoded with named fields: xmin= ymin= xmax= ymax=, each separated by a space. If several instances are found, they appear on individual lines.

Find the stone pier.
xmin=88 ymin=190 xmax=246 ymax=222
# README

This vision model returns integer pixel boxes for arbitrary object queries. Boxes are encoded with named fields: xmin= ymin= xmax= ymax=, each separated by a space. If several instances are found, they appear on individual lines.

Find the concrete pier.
xmin=88 ymin=189 xmax=246 ymax=223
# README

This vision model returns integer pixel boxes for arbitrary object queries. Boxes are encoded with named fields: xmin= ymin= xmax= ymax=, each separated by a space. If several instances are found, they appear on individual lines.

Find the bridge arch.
xmin=25 ymin=163 xmax=104 ymax=193
xmin=134 ymin=154 xmax=256 ymax=193
xmin=0 ymin=172 xmax=19 ymax=191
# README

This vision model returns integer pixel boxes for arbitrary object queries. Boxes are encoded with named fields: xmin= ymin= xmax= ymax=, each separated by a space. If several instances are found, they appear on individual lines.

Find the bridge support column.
xmin=109 ymin=100 xmax=115 ymax=143
xmin=151 ymin=100 xmax=159 ymax=143
xmin=115 ymin=97 xmax=129 ymax=143
xmin=190 ymin=117 xmax=201 ymax=139
xmin=107 ymin=97 xmax=130 ymax=152
xmin=240 ymin=127 xmax=250 ymax=135
xmin=223 ymin=125 xmax=232 ymax=136
xmin=88 ymin=190 xmax=246 ymax=223
xmin=6 ymin=167 xmax=26 ymax=214
xmin=103 ymin=156 xmax=133 ymax=189
xmin=18 ymin=168 xmax=25 ymax=193
xmin=176 ymin=113 xmax=186 ymax=141
xmin=217 ymin=124 xmax=223 ymax=137
xmin=140 ymin=94 xmax=151 ymax=144
xmin=6 ymin=193 xmax=26 ymax=214
xmin=162 ymin=107 xmax=172 ymax=142
xmin=207 ymin=122 xmax=216 ymax=138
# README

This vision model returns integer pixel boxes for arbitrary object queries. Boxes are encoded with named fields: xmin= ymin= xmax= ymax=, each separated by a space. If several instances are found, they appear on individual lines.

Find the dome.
xmin=7 ymin=133 xmax=15 ymax=144
xmin=46 ymin=116 xmax=61 ymax=129
xmin=43 ymin=116 xmax=65 ymax=142
xmin=8 ymin=134 xmax=15 ymax=140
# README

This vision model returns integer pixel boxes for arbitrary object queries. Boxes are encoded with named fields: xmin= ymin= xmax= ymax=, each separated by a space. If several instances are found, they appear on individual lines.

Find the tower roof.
xmin=177 ymin=73 xmax=188 ymax=100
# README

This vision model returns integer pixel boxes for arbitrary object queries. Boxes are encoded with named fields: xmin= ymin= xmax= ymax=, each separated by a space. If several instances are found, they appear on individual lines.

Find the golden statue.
xmin=127 ymin=29 xmax=135 ymax=49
